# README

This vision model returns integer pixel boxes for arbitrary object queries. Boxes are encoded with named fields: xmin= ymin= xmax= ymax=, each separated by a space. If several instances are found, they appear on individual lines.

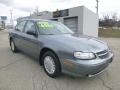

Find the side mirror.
xmin=15 ymin=28 xmax=20 ymax=31
xmin=26 ymin=30 xmax=37 ymax=37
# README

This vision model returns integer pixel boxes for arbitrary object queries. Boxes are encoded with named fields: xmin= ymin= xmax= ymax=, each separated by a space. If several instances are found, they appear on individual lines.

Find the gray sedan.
xmin=9 ymin=19 xmax=113 ymax=78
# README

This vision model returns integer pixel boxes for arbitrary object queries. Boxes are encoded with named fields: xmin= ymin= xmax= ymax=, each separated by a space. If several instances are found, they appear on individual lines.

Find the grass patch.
xmin=99 ymin=28 xmax=120 ymax=38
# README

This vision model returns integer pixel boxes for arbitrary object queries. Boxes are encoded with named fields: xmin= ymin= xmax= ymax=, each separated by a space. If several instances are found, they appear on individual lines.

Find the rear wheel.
xmin=10 ymin=39 xmax=18 ymax=53
xmin=42 ymin=51 xmax=61 ymax=78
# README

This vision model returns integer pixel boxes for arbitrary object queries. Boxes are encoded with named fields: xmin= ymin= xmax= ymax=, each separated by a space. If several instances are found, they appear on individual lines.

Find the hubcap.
xmin=44 ymin=56 xmax=55 ymax=74
xmin=11 ymin=41 xmax=15 ymax=51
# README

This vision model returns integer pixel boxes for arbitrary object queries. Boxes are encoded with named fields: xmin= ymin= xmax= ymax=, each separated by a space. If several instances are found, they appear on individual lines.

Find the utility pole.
xmin=96 ymin=0 xmax=99 ymax=15
xmin=10 ymin=9 xmax=14 ymax=28
xmin=96 ymin=0 xmax=99 ymax=29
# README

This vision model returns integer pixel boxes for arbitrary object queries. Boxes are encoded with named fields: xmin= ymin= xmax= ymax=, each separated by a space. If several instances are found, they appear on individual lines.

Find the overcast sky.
xmin=0 ymin=0 xmax=120 ymax=23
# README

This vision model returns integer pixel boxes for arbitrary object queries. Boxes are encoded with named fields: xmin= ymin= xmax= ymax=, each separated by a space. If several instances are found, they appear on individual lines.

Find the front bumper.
xmin=61 ymin=53 xmax=113 ymax=77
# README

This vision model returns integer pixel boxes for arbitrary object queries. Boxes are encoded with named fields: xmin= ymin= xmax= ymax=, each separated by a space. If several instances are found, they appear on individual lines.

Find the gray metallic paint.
xmin=9 ymin=19 xmax=113 ymax=77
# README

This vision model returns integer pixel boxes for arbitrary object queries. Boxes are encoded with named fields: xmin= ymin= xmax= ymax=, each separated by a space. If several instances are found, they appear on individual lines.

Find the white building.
xmin=19 ymin=6 xmax=99 ymax=37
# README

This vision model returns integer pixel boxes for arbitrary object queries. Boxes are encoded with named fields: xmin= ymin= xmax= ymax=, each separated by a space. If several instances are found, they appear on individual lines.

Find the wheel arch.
xmin=10 ymin=37 xmax=13 ymax=46
xmin=10 ymin=37 xmax=12 ymax=41
xmin=39 ymin=47 xmax=60 ymax=66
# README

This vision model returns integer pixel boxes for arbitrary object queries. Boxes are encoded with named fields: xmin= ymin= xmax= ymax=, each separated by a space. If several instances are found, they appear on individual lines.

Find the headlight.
xmin=74 ymin=52 xmax=96 ymax=60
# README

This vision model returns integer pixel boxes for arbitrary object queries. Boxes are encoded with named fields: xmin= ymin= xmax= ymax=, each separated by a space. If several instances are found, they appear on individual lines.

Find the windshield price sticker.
xmin=38 ymin=22 xmax=54 ymax=29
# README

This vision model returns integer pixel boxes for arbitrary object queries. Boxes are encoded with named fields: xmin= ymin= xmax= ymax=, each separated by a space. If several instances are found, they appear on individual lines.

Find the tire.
xmin=42 ymin=51 xmax=61 ymax=78
xmin=10 ymin=39 xmax=18 ymax=53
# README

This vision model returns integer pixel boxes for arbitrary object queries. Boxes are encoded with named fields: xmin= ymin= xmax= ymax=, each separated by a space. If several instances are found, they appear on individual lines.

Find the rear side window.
xmin=15 ymin=21 xmax=26 ymax=32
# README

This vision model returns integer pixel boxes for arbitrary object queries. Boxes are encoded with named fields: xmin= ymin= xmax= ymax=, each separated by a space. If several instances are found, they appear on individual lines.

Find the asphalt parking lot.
xmin=0 ymin=31 xmax=120 ymax=90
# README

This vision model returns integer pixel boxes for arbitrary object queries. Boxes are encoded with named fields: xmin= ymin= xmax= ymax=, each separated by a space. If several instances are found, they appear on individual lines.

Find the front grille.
xmin=96 ymin=50 xmax=109 ymax=59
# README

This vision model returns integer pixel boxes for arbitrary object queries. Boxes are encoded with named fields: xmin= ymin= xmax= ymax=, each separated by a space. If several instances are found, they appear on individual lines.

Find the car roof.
xmin=22 ymin=19 xmax=53 ymax=22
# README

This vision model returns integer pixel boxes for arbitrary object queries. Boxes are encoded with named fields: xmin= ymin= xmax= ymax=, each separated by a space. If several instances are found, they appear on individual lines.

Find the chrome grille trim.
xmin=98 ymin=51 xmax=108 ymax=56
xmin=96 ymin=50 xmax=109 ymax=59
xmin=96 ymin=50 xmax=108 ymax=55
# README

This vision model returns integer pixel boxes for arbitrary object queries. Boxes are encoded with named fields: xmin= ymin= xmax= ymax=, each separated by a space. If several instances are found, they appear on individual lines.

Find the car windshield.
xmin=36 ymin=21 xmax=74 ymax=35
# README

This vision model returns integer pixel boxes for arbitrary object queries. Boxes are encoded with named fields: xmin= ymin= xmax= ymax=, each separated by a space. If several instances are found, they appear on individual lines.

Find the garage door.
xmin=64 ymin=17 xmax=78 ymax=32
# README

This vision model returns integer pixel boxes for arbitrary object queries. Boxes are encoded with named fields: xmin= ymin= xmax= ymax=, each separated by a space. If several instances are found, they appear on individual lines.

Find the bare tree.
xmin=112 ymin=13 xmax=118 ymax=22
xmin=111 ymin=13 xmax=118 ymax=28
xmin=33 ymin=6 xmax=39 ymax=15
xmin=99 ymin=13 xmax=118 ymax=28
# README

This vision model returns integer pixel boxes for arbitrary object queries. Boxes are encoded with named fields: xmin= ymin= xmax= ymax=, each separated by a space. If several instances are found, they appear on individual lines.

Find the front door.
xmin=21 ymin=21 xmax=39 ymax=59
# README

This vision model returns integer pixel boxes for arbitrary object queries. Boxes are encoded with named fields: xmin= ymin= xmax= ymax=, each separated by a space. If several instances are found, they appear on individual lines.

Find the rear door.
xmin=22 ymin=21 xmax=39 ymax=59
xmin=13 ymin=21 xmax=27 ymax=51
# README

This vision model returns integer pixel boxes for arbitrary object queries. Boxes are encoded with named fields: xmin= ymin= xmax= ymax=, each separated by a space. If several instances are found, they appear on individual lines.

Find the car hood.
xmin=41 ymin=34 xmax=108 ymax=53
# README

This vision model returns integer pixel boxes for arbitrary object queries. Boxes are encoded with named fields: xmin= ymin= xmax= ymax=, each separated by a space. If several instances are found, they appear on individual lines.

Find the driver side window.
xmin=24 ymin=21 xmax=36 ymax=33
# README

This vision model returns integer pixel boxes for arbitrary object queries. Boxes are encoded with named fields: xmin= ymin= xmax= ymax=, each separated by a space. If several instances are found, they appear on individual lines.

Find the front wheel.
xmin=42 ymin=51 xmax=61 ymax=78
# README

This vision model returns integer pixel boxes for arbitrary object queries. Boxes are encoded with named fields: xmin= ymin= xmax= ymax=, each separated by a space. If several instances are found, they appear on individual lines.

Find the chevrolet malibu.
xmin=9 ymin=19 xmax=113 ymax=78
